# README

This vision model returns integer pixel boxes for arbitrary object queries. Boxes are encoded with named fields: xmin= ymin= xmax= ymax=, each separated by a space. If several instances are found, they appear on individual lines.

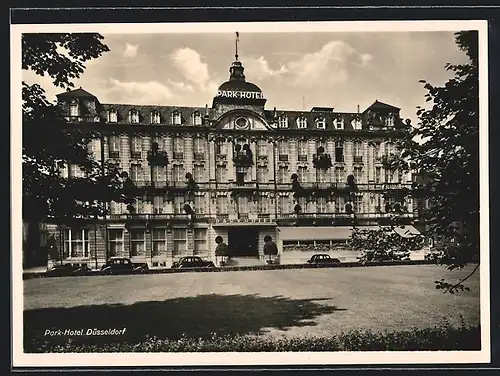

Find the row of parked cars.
xmin=45 ymin=256 xmax=216 ymax=276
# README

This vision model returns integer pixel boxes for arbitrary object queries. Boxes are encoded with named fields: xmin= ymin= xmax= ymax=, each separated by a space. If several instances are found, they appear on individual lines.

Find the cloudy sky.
xmin=22 ymin=30 xmax=470 ymax=125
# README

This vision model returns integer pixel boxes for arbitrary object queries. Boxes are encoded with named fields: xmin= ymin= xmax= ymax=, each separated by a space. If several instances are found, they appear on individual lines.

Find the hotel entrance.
xmin=228 ymin=227 xmax=259 ymax=257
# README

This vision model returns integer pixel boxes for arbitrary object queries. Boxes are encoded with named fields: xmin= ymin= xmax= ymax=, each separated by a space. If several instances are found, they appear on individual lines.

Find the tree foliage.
xmin=22 ymin=33 xmax=126 ymax=223
xmin=382 ymin=30 xmax=480 ymax=291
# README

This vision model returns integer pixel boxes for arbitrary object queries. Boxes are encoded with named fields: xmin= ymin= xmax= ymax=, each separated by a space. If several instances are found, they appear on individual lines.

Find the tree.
xmin=22 ymin=34 xmax=128 ymax=225
xmin=384 ymin=30 xmax=480 ymax=293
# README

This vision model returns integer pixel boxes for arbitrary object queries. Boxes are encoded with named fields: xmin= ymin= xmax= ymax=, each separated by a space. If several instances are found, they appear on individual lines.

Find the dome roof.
xmin=218 ymin=80 xmax=262 ymax=93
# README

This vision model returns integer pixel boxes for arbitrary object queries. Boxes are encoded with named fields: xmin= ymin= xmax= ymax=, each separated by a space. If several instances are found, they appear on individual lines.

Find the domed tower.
xmin=212 ymin=34 xmax=267 ymax=118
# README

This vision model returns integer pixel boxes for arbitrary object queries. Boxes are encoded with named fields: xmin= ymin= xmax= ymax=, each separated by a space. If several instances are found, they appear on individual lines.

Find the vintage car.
xmin=46 ymin=263 xmax=92 ymax=276
xmin=100 ymin=257 xmax=149 ymax=274
xmin=306 ymin=254 xmax=342 ymax=265
xmin=171 ymin=256 xmax=216 ymax=269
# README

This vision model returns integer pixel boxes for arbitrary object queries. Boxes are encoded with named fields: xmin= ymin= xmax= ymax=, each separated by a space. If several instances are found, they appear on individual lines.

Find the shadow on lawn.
xmin=24 ymin=294 xmax=346 ymax=348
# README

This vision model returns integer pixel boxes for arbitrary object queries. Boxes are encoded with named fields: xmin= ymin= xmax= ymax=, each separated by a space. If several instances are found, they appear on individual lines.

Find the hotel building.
xmin=43 ymin=51 xmax=417 ymax=269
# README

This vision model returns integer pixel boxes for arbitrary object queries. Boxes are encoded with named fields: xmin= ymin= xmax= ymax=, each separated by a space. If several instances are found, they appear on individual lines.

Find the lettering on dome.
xmin=217 ymin=90 xmax=265 ymax=100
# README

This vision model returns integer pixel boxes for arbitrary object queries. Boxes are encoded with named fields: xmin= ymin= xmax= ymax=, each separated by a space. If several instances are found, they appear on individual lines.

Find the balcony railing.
xmin=298 ymin=155 xmax=308 ymax=162
xmin=173 ymin=152 xmax=184 ymax=160
xmin=278 ymin=154 xmax=289 ymax=162
xmin=353 ymin=156 xmax=363 ymax=163
xmin=193 ymin=152 xmax=205 ymax=160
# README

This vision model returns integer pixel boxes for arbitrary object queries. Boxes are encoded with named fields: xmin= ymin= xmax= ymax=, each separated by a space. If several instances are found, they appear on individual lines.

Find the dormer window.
xmin=107 ymin=109 xmax=117 ymax=123
xmin=351 ymin=117 xmax=362 ymax=130
xmin=151 ymin=110 xmax=161 ymax=124
xmin=192 ymin=111 xmax=202 ymax=126
xmin=129 ymin=109 xmax=139 ymax=124
xmin=69 ymin=100 xmax=79 ymax=117
xmin=172 ymin=110 xmax=182 ymax=125
xmin=296 ymin=116 xmax=307 ymax=129
xmin=278 ymin=115 xmax=288 ymax=128
xmin=315 ymin=117 xmax=326 ymax=129
xmin=333 ymin=117 xmax=344 ymax=130
xmin=385 ymin=114 xmax=395 ymax=127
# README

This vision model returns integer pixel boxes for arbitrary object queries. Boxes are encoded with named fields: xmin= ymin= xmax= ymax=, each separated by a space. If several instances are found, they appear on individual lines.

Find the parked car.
xmin=389 ymin=250 xmax=411 ymax=260
xmin=46 ymin=263 xmax=92 ymax=276
xmin=100 ymin=257 xmax=149 ymax=274
xmin=171 ymin=256 xmax=216 ymax=269
xmin=306 ymin=254 xmax=342 ymax=265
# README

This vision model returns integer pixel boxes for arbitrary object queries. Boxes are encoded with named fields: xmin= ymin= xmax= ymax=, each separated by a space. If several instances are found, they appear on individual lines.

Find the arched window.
xmin=351 ymin=117 xmax=362 ymax=130
xmin=129 ymin=109 xmax=139 ymax=124
xmin=296 ymin=116 xmax=307 ymax=129
xmin=315 ymin=117 xmax=326 ymax=129
xmin=385 ymin=114 xmax=395 ymax=127
xmin=69 ymin=99 xmax=79 ymax=117
xmin=192 ymin=111 xmax=202 ymax=126
xmin=150 ymin=110 xmax=161 ymax=124
xmin=278 ymin=115 xmax=288 ymax=128
xmin=171 ymin=110 xmax=182 ymax=125
xmin=107 ymin=109 xmax=118 ymax=123
xmin=215 ymin=138 xmax=227 ymax=155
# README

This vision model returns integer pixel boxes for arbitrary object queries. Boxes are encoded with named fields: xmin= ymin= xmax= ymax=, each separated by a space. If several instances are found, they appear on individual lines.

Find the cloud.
xmin=244 ymin=56 xmax=288 ymax=81
xmin=104 ymin=78 xmax=174 ymax=105
xmin=170 ymin=47 xmax=212 ymax=90
xmin=123 ymin=43 xmax=138 ymax=58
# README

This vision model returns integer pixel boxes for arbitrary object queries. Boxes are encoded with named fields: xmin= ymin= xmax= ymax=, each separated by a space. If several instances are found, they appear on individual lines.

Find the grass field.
xmin=24 ymin=264 xmax=480 ymax=346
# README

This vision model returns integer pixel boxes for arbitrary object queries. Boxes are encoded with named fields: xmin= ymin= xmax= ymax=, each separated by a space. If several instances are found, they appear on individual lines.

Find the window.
xmin=149 ymin=110 xmax=160 ymax=124
xmin=130 ymin=230 xmax=146 ymax=257
xmin=108 ymin=109 xmax=117 ymax=123
xmin=352 ymin=117 xmax=362 ymax=130
xmin=173 ymin=196 xmax=183 ymax=214
xmin=215 ymin=165 xmax=226 ymax=183
xmin=69 ymin=164 xmax=84 ymax=178
xmin=354 ymin=167 xmax=363 ymax=184
xmin=334 ymin=166 xmax=345 ymax=183
xmin=130 ymin=164 xmax=141 ymax=183
xmin=385 ymin=114 xmax=395 ymax=127
xmin=317 ymin=169 xmax=328 ymax=183
xmin=354 ymin=195 xmax=363 ymax=213
xmin=334 ymin=197 xmax=344 ymax=213
xmin=298 ymin=166 xmax=308 ymax=183
xmin=172 ymin=110 xmax=182 ymax=125
xmin=296 ymin=116 xmax=307 ymax=129
xmin=129 ymin=109 xmax=139 ymax=124
xmin=193 ymin=165 xmax=205 ymax=182
xmin=279 ymin=115 xmax=288 ymax=128
xmin=278 ymin=195 xmax=289 ymax=214
xmin=194 ymin=229 xmax=207 ymax=255
xmin=152 ymin=229 xmax=166 ymax=256
xmin=108 ymin=229 xmax=124 ymax=257
xmin=238 ymin=196 xmax=249 ymax=215
xmin=315 ymin=117 xmax=326 ymax=129
xmin=153 ymin=196 xmax=165 ymax=214
xmin=278 ymin=140 xmax=288 ymax=161
xmin=278 ymin=166 xmax=288 ymax=184
xmin=258 ymin=195 xmax=269 ymax=214
xmin=353 ymin=141 xmax=363 ymax=162
xmin=173 ymin=137 xmax=184 ymax=159
xmin=257 ymin=166 xmax=267 ymax=183
xmin=257 ymin=140 xmax=267 ymax=156
xmin=215 ymin=139 xmax=227 ymax=155
xmin=64 ymin=229 xmax=89 ymax=258
xmin=216 ymin=196 xmax=228 ymax=214
xmin=375 ymin=142 xmax=382 ymax=159
xmin=333 ymin=117 xmax=344 ymax=130
xmin=317 ymin=197 xmax=327 ymax=213
xmin=192 ymin=111 xmax=202 ymax=126
xmin=152 ymin=166 xmax=167 ymax=185
xmin=69 ymin=101 xmax=79 ymax=117
xmin=375 ymin=167 xmax=382 ymax=183
xmin=193 ymin=137 xmax=205 ymax=159
xmin=173 ymin=229 xmax=187 ymax=255
xmin=194 ymin=195 xmax=206 ymax=214
xmin=334 ymin=141 xmax=344 ymax=162
xmin=130 ymin=136 xmax=142 ymax=159
xmin=385 ymin=142 xmax=395 ymax=156
xmin=108 ymin=135 xmax=120 ymax=158
xmin=298 ymin=140 xmax=308 ymax=161
xmin=172 ymin=165 xmax=184 ymax=183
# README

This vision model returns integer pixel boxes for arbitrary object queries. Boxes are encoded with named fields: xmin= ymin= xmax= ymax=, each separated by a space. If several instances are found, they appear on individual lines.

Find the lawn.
xmin=23 ymin=264 xmax=480 ymax=349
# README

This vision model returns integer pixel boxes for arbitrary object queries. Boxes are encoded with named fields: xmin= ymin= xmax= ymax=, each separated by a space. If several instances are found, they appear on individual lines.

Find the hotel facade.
xmin=42 ymin=54 xmax=418 ymax=269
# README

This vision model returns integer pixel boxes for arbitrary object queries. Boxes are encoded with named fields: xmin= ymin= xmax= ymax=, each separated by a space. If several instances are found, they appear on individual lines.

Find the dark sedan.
xmin=100 ymin=257 xmax=149 ymax=274
xmin=46 ymin=263 xmax=92 ymax=276
xmin=306 ymin=254 xmax=342 ymax=265
xmin=171 ymin=256 xmax=216 ymax=269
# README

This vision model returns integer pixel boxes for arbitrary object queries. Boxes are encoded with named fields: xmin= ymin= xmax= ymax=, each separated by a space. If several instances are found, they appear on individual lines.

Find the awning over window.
xmin=277 ymin=225 xmax=421 ymax=241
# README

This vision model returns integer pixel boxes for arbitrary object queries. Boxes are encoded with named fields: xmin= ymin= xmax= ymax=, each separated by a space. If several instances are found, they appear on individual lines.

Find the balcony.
xmin=298 ymin=155 xmax=308 ymax=162
xmin=278 ymin=154 xmax=289 ymax=162
xmin=147 ymin=150 xmax=169 ymax=166
xmin=193 ymin=152 xmax=205 ymax=161
xmin=173 ymin=152 xmax=184 ymax=160
xmin=131 ymin=151 xmax=142 ymax=159
xmin=353 ymin=156 xmax=363 ymax=163
xmin=109 ymin=151 xmax=120 ymax=159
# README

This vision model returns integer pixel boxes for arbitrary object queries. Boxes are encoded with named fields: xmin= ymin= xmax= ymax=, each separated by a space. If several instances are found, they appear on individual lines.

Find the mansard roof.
xmin=56 ymin=87 xmax=98 ymax=99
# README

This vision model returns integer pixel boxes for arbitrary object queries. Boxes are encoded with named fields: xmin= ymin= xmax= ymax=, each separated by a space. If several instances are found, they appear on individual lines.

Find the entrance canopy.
xmin=277 ymin=225 xmax=421 ymax=242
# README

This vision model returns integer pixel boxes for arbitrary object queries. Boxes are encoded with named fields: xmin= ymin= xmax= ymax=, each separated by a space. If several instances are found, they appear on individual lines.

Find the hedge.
xmin=26 ymin=322 xmax=480 ymax=353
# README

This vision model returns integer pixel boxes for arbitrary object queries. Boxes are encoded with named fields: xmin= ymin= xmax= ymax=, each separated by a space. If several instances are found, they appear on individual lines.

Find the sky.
xmin=22 ymin=30 xmax=470 ymax=125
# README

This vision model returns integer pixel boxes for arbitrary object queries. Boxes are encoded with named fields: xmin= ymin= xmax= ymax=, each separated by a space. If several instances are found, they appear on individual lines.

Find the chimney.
xmin=357 ymin=104 xmax=360 ymax=114
xmin=205 ymin=104 xmax=209 ymax=117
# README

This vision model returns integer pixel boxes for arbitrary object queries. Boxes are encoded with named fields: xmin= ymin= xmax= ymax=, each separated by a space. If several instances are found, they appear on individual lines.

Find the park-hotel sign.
xmin=217 ymin=90 xmax=265 ymax=100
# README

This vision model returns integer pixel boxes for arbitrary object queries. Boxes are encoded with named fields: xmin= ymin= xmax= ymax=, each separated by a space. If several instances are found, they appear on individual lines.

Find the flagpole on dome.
xmin=235 ymin=31 xmax=239 ymax=61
